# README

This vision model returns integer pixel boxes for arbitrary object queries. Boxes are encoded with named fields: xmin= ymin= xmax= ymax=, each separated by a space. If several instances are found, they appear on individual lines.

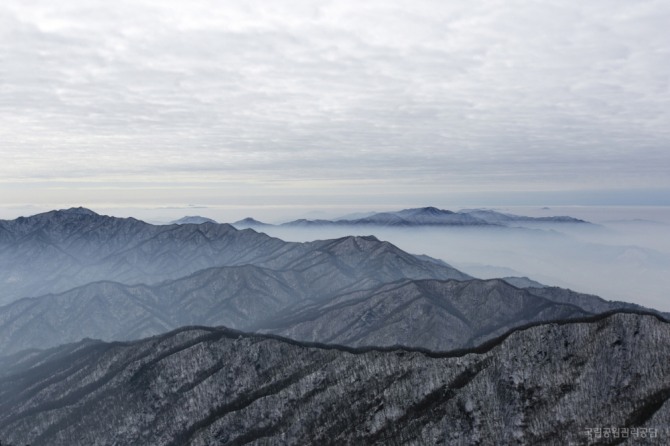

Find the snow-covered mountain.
xmin=0 ymin=209 xmax=465 ymax=306
xmin=0 ymin=208 xmax=661 ymax=357
xmin=0 ymin=208 xmax=280 ymax=305
xmin=0 ymin=207 xmax=667 ymax=444
xmin=0 ymin=312 xmax=667 ymax=445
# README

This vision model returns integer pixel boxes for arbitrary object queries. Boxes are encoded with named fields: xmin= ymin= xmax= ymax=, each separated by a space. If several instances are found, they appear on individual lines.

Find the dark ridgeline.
xmin=0 ymin=312 xmax=668 ymax=445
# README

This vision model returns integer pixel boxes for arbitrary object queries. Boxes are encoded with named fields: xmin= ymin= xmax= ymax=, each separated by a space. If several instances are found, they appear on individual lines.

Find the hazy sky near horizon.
xmin=1 ymin=0 xmax=669 ymax=216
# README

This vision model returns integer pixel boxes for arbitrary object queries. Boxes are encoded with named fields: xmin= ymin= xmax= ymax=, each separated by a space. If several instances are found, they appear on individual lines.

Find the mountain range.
xmin=232 ymin=206 xmax=590 ymax=228
xmin=0 ymin=311 xmax=668 ymax=445
xmin=0 ymin=207 xmax=666 ymax=445
xmin=0 ymin=208 xmax=465 ymax=306
xmin=260 ymin=278 xmax=665 ymax=350
xmin=0 ymin=274 xmax=607 ymax=356
xmin=0 ymin=209 xmax=659 ymax=357
xmin=0 ymin=208 xmax=275 ymax=305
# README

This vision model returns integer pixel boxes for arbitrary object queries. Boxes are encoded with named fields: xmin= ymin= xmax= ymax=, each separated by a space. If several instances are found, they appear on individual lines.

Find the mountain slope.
xmin=0 ymin=312 xmax=668 ymax=445
xmin=261 ymin=279 xmax=591 ymax=350
xmin=0 ymin=209 xmax=466 ymax=305
xmin=4 ymin=246 xmax=664 ymax=356
xmin=524 ymin=285 xmax=663 ymax=315
xmin=0 ymin=241 xmax=471 ymax=356
xmin=0 ymin=208 xmax=278 ymax=304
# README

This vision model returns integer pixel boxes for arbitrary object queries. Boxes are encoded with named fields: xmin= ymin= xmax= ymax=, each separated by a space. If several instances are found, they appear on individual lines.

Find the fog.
xmin=240 ymin=209 xmax=670 ymax=312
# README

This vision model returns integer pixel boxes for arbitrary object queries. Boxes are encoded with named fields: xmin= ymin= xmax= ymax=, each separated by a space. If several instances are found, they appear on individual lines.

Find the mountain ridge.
xmin=0 ymin=311 xmax=668 ymax=445
xmin=3 ymin=265 xmax=665 ymax=357
xmin=258 ymin=277 xmax=596 ymax=350
xmin=231 ymin=206 xmax=591 ymax=229
xmin=0 ymin=210 xmax=466 ymax=306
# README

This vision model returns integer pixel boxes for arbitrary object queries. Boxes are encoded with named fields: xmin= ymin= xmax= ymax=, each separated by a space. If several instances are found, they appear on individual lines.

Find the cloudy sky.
xmin=1 ymin=0 xmax=669 ymax=220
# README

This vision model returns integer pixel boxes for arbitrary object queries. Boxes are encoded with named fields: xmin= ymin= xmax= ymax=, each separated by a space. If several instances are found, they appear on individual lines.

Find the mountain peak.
xmin=233 ymin=217 xmax=267 ymax=226
xmin=58 ymin=207 xmax=99 ymax=216
xmin=419 ymin=206 xmax=449 ymax=214
xmin=397 ymin=206 xmax=454 ymax=216
xmin=170 ymin=216 xmax=217 ymax=225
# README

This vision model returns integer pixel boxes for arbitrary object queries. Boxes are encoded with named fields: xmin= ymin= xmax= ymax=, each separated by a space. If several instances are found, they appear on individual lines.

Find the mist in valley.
xmin=239 ymin=207 xmax=670 ymax=312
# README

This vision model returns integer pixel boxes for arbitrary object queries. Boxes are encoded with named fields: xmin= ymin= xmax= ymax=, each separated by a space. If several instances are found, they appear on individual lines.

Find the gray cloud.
xmin=0 ymin=0 xmax=669 ymax=208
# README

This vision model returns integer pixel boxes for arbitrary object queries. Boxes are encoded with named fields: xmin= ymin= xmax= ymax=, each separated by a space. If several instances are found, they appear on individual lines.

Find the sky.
xmin=1 ymin=0 xmax=669 ymax=221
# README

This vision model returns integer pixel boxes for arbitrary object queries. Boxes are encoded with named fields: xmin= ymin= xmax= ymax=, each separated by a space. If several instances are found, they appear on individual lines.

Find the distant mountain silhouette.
xmin=232 ymin=217 xmax=269 ymax=227
xmin=457 ymin=208 xmax=589 ymax=224
xmin=232 ymin=206 xmax=591 ymax=228
xmin=169 ymin=216 xmax=218 ymax=224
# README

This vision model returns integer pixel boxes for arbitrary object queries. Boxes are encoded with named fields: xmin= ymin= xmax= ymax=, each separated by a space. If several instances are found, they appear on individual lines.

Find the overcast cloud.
xmin=1 ymin=0 xmax=669 ymax=213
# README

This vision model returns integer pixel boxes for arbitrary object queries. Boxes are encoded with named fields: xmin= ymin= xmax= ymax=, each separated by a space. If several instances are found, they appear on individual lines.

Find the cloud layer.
xmin=1 ymin=0 xmax=669 ymax=208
